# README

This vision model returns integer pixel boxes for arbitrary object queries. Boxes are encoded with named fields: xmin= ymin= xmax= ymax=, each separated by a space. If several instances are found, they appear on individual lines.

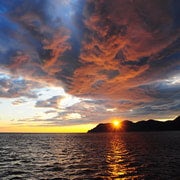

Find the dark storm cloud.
xmin=130 ymin=101 xmax=180 ymax=120
xmin=0 ymin=0 xmax=179 ymax=121
xmin=139 ymin=81 xmax=180 ymax=100
xmin=126 ymin=81 xmax=180 ymax=119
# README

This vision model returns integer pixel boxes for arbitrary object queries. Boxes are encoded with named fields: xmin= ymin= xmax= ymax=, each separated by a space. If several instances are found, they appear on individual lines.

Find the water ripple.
xmin=0 ymin=132 xmax=180 ymax=179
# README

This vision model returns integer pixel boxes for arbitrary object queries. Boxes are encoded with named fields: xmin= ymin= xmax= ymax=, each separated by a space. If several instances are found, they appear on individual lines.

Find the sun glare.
xmin=113 ymin=120 xmax=120 ymax=128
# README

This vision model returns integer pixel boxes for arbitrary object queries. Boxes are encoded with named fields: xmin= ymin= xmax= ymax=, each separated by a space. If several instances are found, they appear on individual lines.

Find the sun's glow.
xmin=113 ymin=120 xmax=120 ymax=128
xmin=0 ymin=123 xmax=96 ymax=133
xmin=59 ymin=94 xmax=81 ymax=108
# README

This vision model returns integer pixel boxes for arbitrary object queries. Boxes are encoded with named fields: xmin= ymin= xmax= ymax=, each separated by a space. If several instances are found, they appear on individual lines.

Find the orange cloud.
xmin=67 ymin=0 xmax=179 ymax=102
xmin=0 ymin=0 xmax=179 ymax=121
xmin=42 ymin=28 xmax=71 ymax=73
xmin=9 ymin=51 xmax=30 ymax=69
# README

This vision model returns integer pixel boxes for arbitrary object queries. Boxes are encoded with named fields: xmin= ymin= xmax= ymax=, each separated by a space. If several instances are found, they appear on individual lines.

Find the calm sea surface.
xmin=0 ymin=132 xmax=180 ymax=180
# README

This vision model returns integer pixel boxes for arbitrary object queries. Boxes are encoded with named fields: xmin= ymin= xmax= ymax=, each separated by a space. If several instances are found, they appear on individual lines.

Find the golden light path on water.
xmin=106 ymin=134 xmax=144 ymax=179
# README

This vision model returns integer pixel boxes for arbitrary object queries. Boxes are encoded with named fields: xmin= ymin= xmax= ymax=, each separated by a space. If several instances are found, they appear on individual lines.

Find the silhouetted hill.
xmin=88 ymin=116 xmax=180 ymax=133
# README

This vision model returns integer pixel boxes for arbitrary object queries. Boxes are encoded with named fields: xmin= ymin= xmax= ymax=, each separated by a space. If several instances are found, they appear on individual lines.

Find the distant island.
xmin=88 ymin=116 xmax=180 ymax=133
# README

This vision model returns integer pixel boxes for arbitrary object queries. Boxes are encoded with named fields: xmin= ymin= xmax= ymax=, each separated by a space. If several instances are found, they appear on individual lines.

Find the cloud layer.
xmin=0 ymin=0 xmax=179 ymax=126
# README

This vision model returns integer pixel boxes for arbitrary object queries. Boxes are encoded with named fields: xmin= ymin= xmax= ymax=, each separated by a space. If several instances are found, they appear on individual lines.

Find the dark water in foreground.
xmin=0 ymin=132 xmax=180 ymax=180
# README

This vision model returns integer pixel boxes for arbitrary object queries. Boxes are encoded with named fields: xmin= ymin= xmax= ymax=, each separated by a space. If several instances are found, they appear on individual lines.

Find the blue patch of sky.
xmin=0 ymin=16 xmax=24 ymax=63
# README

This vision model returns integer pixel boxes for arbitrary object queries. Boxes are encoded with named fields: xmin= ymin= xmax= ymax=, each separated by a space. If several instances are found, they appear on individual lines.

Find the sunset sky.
xmin=0 ymin=0 xmax=179 ymax=132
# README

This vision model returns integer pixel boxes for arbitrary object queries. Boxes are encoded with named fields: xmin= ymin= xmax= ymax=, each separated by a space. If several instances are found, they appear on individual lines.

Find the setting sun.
xmin=113 ymin=120 xmax=120 ymax=128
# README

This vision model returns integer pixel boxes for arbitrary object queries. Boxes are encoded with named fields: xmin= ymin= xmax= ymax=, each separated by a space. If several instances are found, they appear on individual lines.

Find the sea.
xmin=0 ymin=132 xmax=180 ymax=180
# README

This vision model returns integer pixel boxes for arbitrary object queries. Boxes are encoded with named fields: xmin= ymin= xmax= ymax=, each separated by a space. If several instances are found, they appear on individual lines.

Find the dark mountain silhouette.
xmin=88 ymin=116 xmax=180 ymax=133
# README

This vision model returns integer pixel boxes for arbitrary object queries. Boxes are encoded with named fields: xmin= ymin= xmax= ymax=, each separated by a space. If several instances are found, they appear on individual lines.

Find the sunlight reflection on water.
xmin=106 ymin=134 xmax=138 ymax=179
